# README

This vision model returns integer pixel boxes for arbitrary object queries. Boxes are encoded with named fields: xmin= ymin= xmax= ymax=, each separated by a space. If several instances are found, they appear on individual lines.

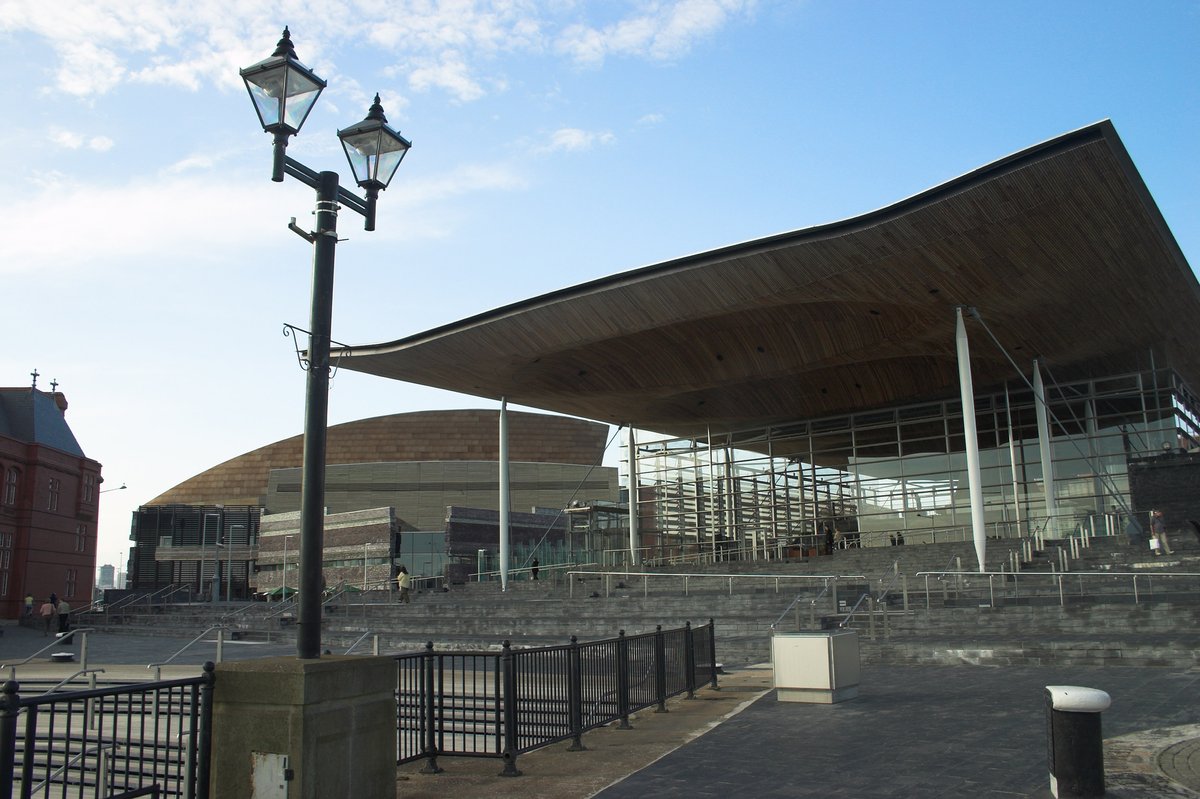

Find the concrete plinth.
xmin=211 ymin=655 xmax=396 ymax=799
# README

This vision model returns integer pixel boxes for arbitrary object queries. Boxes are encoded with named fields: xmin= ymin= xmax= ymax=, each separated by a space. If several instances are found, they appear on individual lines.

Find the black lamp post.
xmin=241 ymin=27 xmax=411 ymax=659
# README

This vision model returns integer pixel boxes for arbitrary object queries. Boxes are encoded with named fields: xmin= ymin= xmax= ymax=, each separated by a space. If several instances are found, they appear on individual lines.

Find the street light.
xmin=241 ymin=27 xmax=412 ymax=659
xmin=100 ymin=483 xmax=127 ymax=494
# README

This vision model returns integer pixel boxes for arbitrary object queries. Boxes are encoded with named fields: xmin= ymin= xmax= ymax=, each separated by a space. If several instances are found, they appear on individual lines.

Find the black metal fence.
xmin=396 ymin=620 xmax=717 ymax=775
xmin=0 ymin=664 xmax=215 ymax=799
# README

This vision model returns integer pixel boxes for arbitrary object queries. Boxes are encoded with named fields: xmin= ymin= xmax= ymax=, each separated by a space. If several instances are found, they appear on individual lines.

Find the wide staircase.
xmin=78 ymin=529 xmax=1200 ymax=670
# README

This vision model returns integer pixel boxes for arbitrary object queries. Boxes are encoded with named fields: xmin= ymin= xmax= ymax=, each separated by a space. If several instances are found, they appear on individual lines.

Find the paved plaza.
xmin=2 ymin=624 xmax=1197 ymax=798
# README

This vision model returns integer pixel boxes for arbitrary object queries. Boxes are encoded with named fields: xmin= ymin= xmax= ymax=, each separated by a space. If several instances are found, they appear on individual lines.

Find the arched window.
xmin=3 ymin=468 xmax=17 ymax=506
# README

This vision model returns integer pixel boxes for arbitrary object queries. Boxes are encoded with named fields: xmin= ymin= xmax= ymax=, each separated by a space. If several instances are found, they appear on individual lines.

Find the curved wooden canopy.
xmin=336 ymin=121 xmax=1199 ymax=440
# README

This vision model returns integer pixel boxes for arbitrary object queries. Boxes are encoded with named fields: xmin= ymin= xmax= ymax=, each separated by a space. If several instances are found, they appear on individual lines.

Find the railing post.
xmin=707 ymin=618 xmax=719 ymax=690
xmin=567 ymin=636 xmax=586 ymax=750
xmin=420 ymin=642 xmax=443 ymax=775
xmin=684 ymin=622 xmax=696 ymax=700
xmin=0 ymin=680 xmax=18 ymax=799
xmin=195 ymin=661 xmax=215 ymax=799
xmin=867 ymin=596 xmax=877 ymax=640
xmin=654 ymin=625 xmax=668 ymax=713
xmin=831 ymin=577 xmax=838 ymax=615
xmin=924 ymin=574 xmax=931 ymax=610
xmin=499 ymin=640 xmax=522 ymax=776
xmin=901 ymin=574 xmax=909 ymax=612
xmin=615 ymin=630 xmax=633 ymax=729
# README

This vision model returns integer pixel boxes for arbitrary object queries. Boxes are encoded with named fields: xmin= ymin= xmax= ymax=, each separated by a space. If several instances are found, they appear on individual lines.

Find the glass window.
xmin=3 ymin=468 xmax=16 ymax=505
xmin=76 ymin=524 xmax=87 ymax=553
xmin=48 ymin=478 xmax=61 ymax=511
xmin=83 ymin=474 xmax=95 ymax=503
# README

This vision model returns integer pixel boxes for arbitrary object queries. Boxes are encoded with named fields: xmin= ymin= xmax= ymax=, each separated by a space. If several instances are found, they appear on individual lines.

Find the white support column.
xmin=626 ymin=425 xmax=641 ymax=567
xmin=1005 ymin=383 xmax=1023 ymax=536
xmin=1033 ymin=359 xmax=1058 ymax=538
xmin=499 ymin=398 xmax=511 ymax=591
xmin=955 ymin=307 xmax=987 ymax=572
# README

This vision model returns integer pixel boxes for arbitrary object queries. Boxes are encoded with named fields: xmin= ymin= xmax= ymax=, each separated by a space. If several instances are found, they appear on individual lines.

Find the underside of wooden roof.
xmin=335 ymin=121 xmax=1199 ymax=440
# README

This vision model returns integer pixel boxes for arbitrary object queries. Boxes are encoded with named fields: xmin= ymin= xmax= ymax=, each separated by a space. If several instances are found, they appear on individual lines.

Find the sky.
xmin=1 ymin=0 xmax=1197 ymax=574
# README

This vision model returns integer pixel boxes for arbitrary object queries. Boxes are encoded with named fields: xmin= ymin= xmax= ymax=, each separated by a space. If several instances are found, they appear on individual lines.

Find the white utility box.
xmin=771 ymin=629 xmax=860 ymax=704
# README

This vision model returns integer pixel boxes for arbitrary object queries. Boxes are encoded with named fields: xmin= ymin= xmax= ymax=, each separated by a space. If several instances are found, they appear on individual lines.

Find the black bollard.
xmin=1045 ymin=685 xmax=1111 ymax=798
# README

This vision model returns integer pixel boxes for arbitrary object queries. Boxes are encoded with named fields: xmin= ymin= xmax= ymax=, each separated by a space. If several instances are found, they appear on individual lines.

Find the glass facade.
xmin=628 ymin=368 xmax=1200 ymax=559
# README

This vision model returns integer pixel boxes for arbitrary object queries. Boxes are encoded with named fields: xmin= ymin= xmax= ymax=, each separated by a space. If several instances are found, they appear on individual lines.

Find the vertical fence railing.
xmin=0 ymin=667 xmax=213 ymax=799
xmin=394 ymin=621 xmax=716 ymax=775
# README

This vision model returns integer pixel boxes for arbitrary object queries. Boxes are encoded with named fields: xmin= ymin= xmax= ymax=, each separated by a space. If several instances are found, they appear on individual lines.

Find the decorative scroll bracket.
xmin=282 ymin=323 xmax=353 ymax=381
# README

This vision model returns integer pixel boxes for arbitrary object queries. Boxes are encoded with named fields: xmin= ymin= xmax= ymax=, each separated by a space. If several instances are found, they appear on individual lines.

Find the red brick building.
xmin=0 ymin=387 xmax=102 ymax=619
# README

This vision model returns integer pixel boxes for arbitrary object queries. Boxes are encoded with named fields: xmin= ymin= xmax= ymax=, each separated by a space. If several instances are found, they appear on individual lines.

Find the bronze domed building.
xmin=128 ymin=409 xmax=619 ymax=595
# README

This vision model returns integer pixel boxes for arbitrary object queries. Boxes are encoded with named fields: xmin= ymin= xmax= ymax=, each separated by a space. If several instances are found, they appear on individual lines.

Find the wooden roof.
xmin=336 ymin=121 xmax=1199 ymax=440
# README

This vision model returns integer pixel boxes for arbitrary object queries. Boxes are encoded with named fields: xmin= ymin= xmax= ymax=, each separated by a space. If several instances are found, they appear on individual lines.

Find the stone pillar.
xmin=211 ymin=655 xmax=396 ymax=799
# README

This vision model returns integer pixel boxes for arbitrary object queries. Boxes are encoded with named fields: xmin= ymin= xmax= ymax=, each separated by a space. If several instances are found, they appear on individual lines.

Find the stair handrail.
xmin=159 ymin=584 xmax=194 ymax=604
xmin=566 ymin=570 xmax=866 ymax=599
xmin=31 ymin=743 xmax=109 ymax=795
xmin=875 ymin=560 xmax=902 ymax=604
xmin=218 ymin=600 xmax=262 ymax=624
xmin=40 ymin=667 xmax=106 ymax=696
xmin=264 ymin=597 xmax=297 ymax=620
xmin=344 ymin=630 xmax=377 ymax=655
xmin=2 ymin=628 xmax=93 ymax=679
xmin=147 ymin=624 xmax=227 ymax=678
xmin=835 ymin=559 xmax=901 ymax=631
xmin=769 ymin=578 xmax=833 ymax=630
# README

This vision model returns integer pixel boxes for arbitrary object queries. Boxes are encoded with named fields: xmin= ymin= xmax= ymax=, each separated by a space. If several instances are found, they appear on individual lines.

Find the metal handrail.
xmin=344 ymin=631 xmax=378 ymax=655
xmin=32 ymin=743 xmax=108 ymax=794
xmin=568 ymin=569 xmax=866 ymax=598
xmin=40 ymin=667 xmax=106 ymax=696
xmin=264 ymin=598 xmax=297 ymax=620
xmin=2 ymin=628 xmax=92 ymax=679
xmin=147 ymin=624 xmax=226 ymax=678
xmin=835 ymin=561 xmax=905 ymax=637
xmin=915 ymin=569 xmax=1200 ymax=609
xmin=769 ymin=578 xmax=834 ymax=630
xmin=875 ymin=561 xmax=902 ymax=603
xmin=470 ymin=562 xmax=584 ymax=582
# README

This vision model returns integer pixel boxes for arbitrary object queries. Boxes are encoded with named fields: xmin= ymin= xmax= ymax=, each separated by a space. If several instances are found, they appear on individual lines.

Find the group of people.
xmin=26 ymin=593 xmax=72 ymax=636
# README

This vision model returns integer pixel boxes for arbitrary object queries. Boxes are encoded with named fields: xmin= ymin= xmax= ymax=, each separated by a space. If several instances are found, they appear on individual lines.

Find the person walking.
xmin=396 ymin=565 xmax=412 ymax=604
xmin=1150 ymin=509 xmax=1174 ymax=555
xmin=39 ymin=599 xmax=57 ymax=636
xmin=23 ymin=593 xmax=33 ymax=617
xmin=57 ymin=598 xmax=71 ymax=633
xmin=531 ymin=558 xmax=540 ymax=581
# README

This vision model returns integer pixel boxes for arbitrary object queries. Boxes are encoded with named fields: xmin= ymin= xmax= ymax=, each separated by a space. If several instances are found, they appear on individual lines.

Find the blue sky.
xmin=2 ymin=1 xmax=1197 ymax=571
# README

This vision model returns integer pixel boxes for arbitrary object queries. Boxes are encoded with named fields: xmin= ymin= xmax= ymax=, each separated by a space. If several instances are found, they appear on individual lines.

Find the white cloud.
xmin=406 ymin=53 xmax=485 ymax=103
xmin=638 ymin=113 xmax=666 ymax=126
xmin=541 ymin=127 xmax=616 ymax=153
xmin=0 ymin=159 xmax=529 ymax=275
xmin=1 ymin=1 xmax=755 ymax=100
xmin=49 ymin=127 xmax=115 ymax=152
xmin=555 ymin=0 xmax=755 ymax=66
